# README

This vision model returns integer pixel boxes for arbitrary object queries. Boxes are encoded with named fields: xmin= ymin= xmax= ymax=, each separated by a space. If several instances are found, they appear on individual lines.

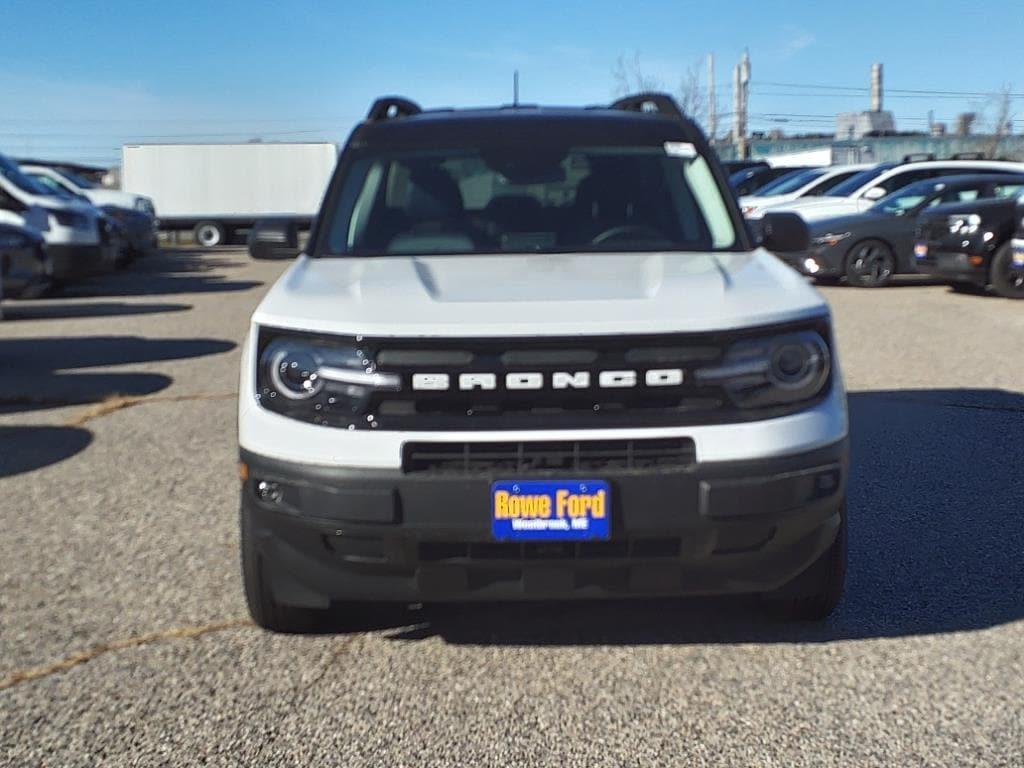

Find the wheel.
xmin=845 ymin=240 xmax=896 ymax=288
xmin=989 ymin=242 xmax=1024 ymax=299
xmin=240 ymin=499 xmax=330 ymax=633
xmin=193 ymin=221 xmax=226 ymax=248
xmin=761 ymin=503 xmax=847 ymax=621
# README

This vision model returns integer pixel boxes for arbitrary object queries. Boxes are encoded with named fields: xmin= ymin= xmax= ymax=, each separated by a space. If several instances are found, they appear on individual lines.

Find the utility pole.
xmin=707 ymin=53 xmax=717 ymax=141
xmin=732 ymin=50 xmax=750 ymax=158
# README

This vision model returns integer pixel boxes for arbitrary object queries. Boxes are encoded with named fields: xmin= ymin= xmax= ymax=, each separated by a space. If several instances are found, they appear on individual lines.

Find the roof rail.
xmin=366 ymin=96 xmax=422 ymax=122
xmin=609 ymin=92 xmax=684 ymax=120
xmin=950 ymin=151 xmax=986 ymax=160
xmin=901 ymin=152 xmax=937 ymax=163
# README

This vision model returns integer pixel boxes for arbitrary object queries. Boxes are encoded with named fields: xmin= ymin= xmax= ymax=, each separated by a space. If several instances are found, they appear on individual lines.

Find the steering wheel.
xmin=590 ymin=224 xmax=667 ymax=245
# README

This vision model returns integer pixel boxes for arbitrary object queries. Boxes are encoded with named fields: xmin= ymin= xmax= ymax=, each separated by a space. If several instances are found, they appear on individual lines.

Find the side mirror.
xmin=759 ymin=212 xmax=809 ymax=253
xmin=863 ymin=186 xmax=887 ymax=201
xmin=247 ymin=218 xmax=300 ymax=260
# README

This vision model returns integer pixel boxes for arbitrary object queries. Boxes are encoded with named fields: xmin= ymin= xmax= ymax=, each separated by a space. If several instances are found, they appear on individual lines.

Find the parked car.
xmin=915 ymin=194 xmax=1024 ymax=298
xmin=0 ymin=152 xmax=112 ymax=284
xmin=0 ymin=222 xmax=47 ymax=314
xmin=761 ymin=159 xmax=1024 ymax=222
xmin=237 ymin=92 xmax=850 ymax=633
xmin=729 ymin=166 xmax=810 ymax=197
xmin=21 ymin=163 xmax=158 ymax=259
xmin=18 ymin=163 xmax=155 ymax=217
xmin=740 ymin=164 xmax=872 ymax=218
xmin=776 ymin=174 xmax=1024 ymax=287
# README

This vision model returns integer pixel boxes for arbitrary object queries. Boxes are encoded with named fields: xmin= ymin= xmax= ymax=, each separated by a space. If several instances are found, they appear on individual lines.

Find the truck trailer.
xmin=120 ymin=142 xmax=338 ymax=246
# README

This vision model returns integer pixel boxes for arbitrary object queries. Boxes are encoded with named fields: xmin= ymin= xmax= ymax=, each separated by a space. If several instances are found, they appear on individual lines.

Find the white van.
xmin=0 ymin=153 xmax=113 ymax=282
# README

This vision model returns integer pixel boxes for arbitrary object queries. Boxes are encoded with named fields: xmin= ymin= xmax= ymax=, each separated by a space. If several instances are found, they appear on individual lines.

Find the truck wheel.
xmin=845 ymin=240 xmax=895 ymax=287
xmin=193 ymin=221 xmax=226 ymax=248
xmin=761 ymin=502 xmax=847 ymax=621
xmin=990 ymin=242 xmax=1024 ymax=299
xmin=241 ymin=500 xmax=330 ymax=634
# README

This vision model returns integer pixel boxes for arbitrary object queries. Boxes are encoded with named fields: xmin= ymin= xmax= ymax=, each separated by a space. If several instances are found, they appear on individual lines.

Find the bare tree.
xmin=612 ymin=52 xmax=661 ymax=96
xmin=677 ymin=62 xmax=706 ymax=126
xmin=612 ymin=52 xmax=709 ymax=130
xmin=983 ymin=85 xmax=1014 ymax=158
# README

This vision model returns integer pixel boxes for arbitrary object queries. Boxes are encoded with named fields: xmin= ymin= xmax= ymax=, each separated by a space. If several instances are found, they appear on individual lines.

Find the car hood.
xmin=763 ymin=197 xmax=873 ymax=222
xmin=739 ymin=193 xmax=797 ymax=213
xmin=85 ymin=189 xmax=142 ymax=208
xmin=807 ymin=211 xmax=891 ymax=235
xmin=253 ymin=250 xmax=828 ymax=337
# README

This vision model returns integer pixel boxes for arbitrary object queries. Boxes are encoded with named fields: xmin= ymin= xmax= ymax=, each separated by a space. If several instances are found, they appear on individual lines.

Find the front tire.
xmin=990 ymin=242 xmax=1024 ymax=299
xmin=193 ymin=221 xmax=226 ymax=248
xmin=845 ymin=240 xmax=896 ymax=288
xmin=241 ymin=500 xmax=330 ymax=634
xmin=761 ymin=503 xmax=847 ymax=621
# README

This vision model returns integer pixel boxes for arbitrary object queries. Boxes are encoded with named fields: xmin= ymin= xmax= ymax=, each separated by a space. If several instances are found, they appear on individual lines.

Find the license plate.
xmin=1012 ymin=239 xmax=1024 ymax=267
xmin=491 ymin=479 xmax=610 ymax=541
xmin=914 ymin=243 xmax=928 ymax=259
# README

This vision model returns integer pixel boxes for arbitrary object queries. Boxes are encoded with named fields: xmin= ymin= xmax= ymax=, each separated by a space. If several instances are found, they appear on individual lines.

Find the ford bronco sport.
xmin=238 ymin=93 xmax=849 ymax=632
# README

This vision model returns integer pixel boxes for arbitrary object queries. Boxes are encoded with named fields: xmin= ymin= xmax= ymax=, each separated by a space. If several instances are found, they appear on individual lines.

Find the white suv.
xmin=238 ymin=93 xmax=850 ymax=632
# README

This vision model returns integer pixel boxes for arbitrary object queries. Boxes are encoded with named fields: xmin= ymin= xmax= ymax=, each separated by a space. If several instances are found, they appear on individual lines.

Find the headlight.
xmin=694 ymin=330 xmax=831 ymax=408
xmin=810 ymin=232 xmax=851 ymax=248
xmin=947 ymin=214 xmax=981 ymax=236
xmin=256 ymin=333 xmax=401 ymax=427
xmin=50 ymin=209 xmax=90 ymax=230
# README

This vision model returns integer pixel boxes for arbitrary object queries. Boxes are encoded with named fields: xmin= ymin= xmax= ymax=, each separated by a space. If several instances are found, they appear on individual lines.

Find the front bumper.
xmin=44 ymin=244 xmax=106 ymax=281
xmin=915 ymin=250 xmax=988 ymax=285
xmin=241 ymin=439 xmax=848 ymax=604
xmin=775 ymin=249 xmax=844 ymax=278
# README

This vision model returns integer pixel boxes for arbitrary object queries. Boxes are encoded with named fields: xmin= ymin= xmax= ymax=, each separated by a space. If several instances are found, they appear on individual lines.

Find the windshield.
xmin=825 ymin=164 xmax=895 ymax=197
xmin=870 ymin=181 xmax=936 ymax=216
xmin=27 ymin=172 xmax=78 ymax=200
xmin=58 ymin=169 xmax=97 ymax=190
xmin=0 ymin=154 xmax=57 ymax=197
xmin=321 ymin=145 xmax=737 ymax=256
xmin=752 ymin=168 xmax=827 ymax=196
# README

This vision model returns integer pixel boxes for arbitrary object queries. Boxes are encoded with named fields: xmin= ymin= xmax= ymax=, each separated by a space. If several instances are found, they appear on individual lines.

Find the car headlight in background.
xmin=810 ymin=232 xmax=851 ymax=249
xmin=947 ymin=214 xmax=981 ymax=236
xmin=49 ymin=209 xmax=90 ymax=230
xmin=694 ymin=330 xmax=831 ymax=408
xmin=256 ymin=332 xmax=401 ymax=426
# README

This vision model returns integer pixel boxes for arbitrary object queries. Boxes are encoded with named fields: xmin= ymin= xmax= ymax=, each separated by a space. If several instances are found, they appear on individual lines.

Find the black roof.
xmin=347 ymin=94 xmax=705 ymax=151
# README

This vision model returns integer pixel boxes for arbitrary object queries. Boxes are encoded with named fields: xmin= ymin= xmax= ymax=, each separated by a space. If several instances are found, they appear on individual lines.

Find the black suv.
xmin=915 ymin=194 xmax=1024 ymax=298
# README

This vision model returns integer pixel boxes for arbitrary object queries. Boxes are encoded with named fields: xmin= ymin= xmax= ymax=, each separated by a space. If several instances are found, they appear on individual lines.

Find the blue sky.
xmin=1 ymin=0 xmax=1020 ymax=165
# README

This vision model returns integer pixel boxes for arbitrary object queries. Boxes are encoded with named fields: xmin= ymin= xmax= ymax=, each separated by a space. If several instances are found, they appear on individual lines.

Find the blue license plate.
xmin=491 ymin=479 xmax=611 ymax=541
xmin=1012 ymin=239 xmax=1024 ymax=266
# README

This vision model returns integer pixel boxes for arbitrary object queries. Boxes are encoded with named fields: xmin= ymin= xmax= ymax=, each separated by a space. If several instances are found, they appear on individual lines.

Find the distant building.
xmin=836 ymin=111 xmax=897 ymax=140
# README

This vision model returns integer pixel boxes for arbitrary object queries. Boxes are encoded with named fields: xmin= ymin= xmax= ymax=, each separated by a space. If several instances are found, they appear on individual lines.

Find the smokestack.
xmin=871 ymin=63 xmax=883 ymax=112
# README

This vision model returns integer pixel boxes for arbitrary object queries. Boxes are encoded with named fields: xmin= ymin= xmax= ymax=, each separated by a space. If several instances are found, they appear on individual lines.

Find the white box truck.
xmin=121 ymin=142 xmax=337 ymax=246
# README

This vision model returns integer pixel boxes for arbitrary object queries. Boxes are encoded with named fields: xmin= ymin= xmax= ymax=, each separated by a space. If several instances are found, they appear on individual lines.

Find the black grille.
xmin=403 ymin=437 xmax=696 ymax=474
xmin=417 ymin=537 xmax=682 ymax=562
xmin=259 ymin=318 xmax=832 ymax=431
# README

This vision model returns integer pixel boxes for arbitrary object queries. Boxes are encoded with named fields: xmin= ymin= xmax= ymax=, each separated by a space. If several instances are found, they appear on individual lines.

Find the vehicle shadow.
xmin=60 ymin=249 xmax=261 ymax=298
xmin=0 ymin=301 xmax=191 ymax=321
xmin=341 ymin=387 xmax=1024 ymax=645
xmin=0 ymin=336 xmax=235 ymax=414
xmin=0 ymin=425 xmax=93 ymax=479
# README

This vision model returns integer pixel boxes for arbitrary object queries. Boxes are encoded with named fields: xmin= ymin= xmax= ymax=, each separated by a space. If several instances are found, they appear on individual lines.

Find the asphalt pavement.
xmin=1 ymin=248 xmax=1022 ymax=767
